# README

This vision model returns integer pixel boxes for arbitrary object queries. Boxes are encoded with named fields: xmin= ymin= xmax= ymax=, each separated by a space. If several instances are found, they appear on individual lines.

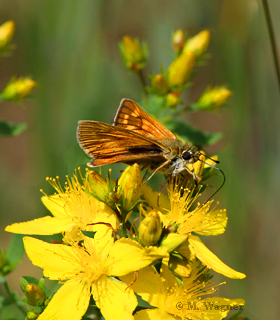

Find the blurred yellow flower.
xmin=197 ymin=86 xmax=232 ymax=111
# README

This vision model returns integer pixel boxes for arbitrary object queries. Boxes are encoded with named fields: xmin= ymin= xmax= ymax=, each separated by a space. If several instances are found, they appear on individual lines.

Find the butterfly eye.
xmin=182 ymin=151 xmax=192 ymax=160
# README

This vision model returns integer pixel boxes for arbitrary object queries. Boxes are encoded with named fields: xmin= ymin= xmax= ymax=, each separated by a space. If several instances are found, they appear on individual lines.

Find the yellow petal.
xmin=23 ymin=237 xmax=81 ymax=280
xmin=194 ymin=208 xmax=228 ymax=236
xmin=135 ymin=308 xmax=174 ymax=320
xmin=38 ymin=279 xmax=90 ymax=320
xmin=106 ymin=238 xmax=168 ymax=276
xmin=188 ymin=234 xmax=246 ymax=279
xmin=120 ymin=266 xmax=164 ymax=309
xmin=141 ymin=184 xmax=170 ymax=213
xmin=41 ymin=195 xmax=71 ymax=219
xmin=201 ymin=297 xmax=245 ymax=320
xmin=92 ymin=275 xmax=137 ymax=320
xmin=5 ymin=216 xmax=73 ymax=235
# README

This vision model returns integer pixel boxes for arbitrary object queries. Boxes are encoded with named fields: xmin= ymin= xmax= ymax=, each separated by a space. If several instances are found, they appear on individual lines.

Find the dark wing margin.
xmin=113 ymin=99 xmax=177 ymax=139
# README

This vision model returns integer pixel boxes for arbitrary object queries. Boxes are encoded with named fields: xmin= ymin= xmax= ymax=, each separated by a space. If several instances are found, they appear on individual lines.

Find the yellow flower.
xmin=183 ymin=30 xmax=210 ymax=58
xmin=197 ymin=86 xmax=232 ymax=111
xmin=119 ymin=36 xmax=147 ymax=71
xmin=168 ymin=52 xmax=195 ymax=88
xmin=142 ymin=182 xmax=246 ymax=279
xmin=121 ymin=261 xmax=245 ymax=320
xmin=1 ymin=77 xmax=36 ymax=101
xmin=6 ymin=169 xmax=119 ymax=243
xmin=0 ymin=20 xmax=15 ymax=53
xmin=23 ymin=233 xmax=168 ymax=320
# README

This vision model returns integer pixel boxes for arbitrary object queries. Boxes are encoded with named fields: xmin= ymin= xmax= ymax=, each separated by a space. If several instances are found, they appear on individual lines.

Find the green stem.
xmin=262 ymin=0 xmax=280 ymax=94
xmin=3 ymin=277 xmax=26 ymax=316
xmin=138 ymin=70 xmax=147 ymax=96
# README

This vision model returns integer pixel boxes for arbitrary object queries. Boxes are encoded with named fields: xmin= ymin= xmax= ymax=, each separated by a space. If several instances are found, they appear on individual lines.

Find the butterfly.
xmin=77 ymin=99 xmax=203 ymax=183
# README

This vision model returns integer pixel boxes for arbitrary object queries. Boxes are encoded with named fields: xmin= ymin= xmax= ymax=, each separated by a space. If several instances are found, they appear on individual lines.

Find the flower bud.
xmin=169 ymin=254 xmax=192 ymax=278
xmin=119 ymin=36 xmax=147 ymax=71
xmin=183 ymin=30 xmax=210 ymax=58
xmin=168 ymin=52 xmax=195 ymax=88
xmin=25 ymin=283 xmax=46 ymax=306
xmin=165 ymin=92 xmax=181 ymax=108
xmin=197 ymin=86 xmax=231 ymax=111
xmin=172 ymin=29 xmax=185 ymax=54
xmin=0 ymin=20 xmax=15 ymax=53
xmin=26 ymin=311 xmax=39 ymax=320
xmin=160 ymin=233 xmax=188 ymax=252
xmin=151 ymin=74 xmax=169 ymax=95
xmin=117 ymin=164 xmax=142 ymax=212
xmin=138 ymin=210 xmax=162 ymax=246
xmin=1 ymin=77 xmax=36 ymax=101
xmin=86 ymin=170 xmax=116 ymax=206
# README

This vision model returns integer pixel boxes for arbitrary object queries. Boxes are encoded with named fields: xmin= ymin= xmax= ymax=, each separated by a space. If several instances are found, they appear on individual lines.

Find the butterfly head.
xmin=181 ymin=145 xmax=200 ymax=164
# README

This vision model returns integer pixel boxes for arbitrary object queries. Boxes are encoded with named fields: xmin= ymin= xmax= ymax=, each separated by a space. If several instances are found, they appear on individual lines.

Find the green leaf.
xmin=167 ymin=121 xmax=222 ymax=147
xmin=0 ymin=119 xmax=27 ymax=136
xmin=81 ymin=230 xmax=97 ymax=239
xmin=5 ymin=235 xmax=25 ymax=272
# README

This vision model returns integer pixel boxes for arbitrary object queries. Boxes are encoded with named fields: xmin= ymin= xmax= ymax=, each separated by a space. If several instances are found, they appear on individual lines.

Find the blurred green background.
xmin=1 ymin=0 xmax=280 ymax=319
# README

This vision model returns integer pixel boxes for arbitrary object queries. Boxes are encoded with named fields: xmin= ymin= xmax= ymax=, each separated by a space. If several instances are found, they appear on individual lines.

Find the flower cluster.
xmin=6 ymin=163 xmax=245 ymax=320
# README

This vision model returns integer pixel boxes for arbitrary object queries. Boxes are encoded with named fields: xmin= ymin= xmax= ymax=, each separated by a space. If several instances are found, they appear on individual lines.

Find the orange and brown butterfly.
xmin=77 ymin=99 xmax=203 ymax=183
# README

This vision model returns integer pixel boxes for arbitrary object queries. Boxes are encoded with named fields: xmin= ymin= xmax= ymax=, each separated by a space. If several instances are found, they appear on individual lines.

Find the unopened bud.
xmin=160 ymin=233 xmax=188 ymax=252
xmin=1 ymin=77 xmax=36 ymax=101
xmin=168 ymin=52 xmax=195 ymax=88
xmin=172 ymin=29 xmax=185 ymax=54
xmin=25 ymin=283 xmax=46 ymax=306
xmin=0 ymin=20 xmax=15 ymax=53
xmin=139 ymin=210 xmax=162 ymax=246
xmin=118 ymin=164 xmax=142 ymax=212
xmin=169 ymin=254 xmax=192 ymax=278
xmin=166 ymin=92 xmax=180 ymax=108
xmin=151 ymin=74 xmax=169 ymax=95
xmin=119 ymin=36 xmax=147 ymax=71
xmin=197 ymin=86 xmax=231 ymax=111
xmin=183 ymin=30 xmax=210 ymax=58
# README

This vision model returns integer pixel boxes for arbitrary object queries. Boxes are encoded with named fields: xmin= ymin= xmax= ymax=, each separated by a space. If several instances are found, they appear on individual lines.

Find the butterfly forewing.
xmin=114 ymin=99 xmax=177 ymax=139
xmin=77 ymin=121 xmax=168 ymax=166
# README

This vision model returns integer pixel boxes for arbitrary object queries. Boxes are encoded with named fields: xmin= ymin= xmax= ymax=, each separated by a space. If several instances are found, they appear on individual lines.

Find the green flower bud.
xmin=0 ymin=20 xmax=15 ymax=53
xmin=197 ymin=86 xmax=231 ymax=111
xmin=1 ymin=77 xmax=36 ymax=101
xmin=168 ymin=254 xmax=192 ymax=278
xmin=168 ymin=52 xmax=195 ymax=88
xmin=139 ymin=210 xmax=162 ymax=246
xmin=25 ymin=283 xmax=46 ymax=306
xmin=117 ymin=164 xmax=142 ymax=212
xmin=183 ymin=30 xmax=210 ymax=58
xmin=119 ymin=36 xmax=148 ymax=71
xmin=172 ymin=29 xmax=186 ymax=54
xmin=151 ymin=74 xmax=169 ymax=95
xmin=160 ymin=233 xmax=188 ymax=252
xmin=166 ymin=92 xmax=181 ymax=108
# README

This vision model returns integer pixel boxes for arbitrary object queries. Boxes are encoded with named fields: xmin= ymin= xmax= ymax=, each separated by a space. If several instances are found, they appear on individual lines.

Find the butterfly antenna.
xmin=198 ymin=159 xmax=226 ymax=203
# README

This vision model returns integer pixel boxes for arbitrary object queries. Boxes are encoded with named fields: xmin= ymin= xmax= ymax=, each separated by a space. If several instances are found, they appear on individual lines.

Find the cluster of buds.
xmin=120 ymin=30 xmax=231 ymax=110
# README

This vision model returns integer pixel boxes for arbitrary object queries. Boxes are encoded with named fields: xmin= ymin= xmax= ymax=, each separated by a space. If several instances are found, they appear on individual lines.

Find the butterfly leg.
xmin=142 ymin=159 xmax=172 ymax=185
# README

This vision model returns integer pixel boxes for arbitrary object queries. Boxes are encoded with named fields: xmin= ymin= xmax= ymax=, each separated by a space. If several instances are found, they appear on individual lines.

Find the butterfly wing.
xmin=114 ymin=99 xmax=177 ymax=139
xmin=77 ymin=121 xmax=169 ymax=167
